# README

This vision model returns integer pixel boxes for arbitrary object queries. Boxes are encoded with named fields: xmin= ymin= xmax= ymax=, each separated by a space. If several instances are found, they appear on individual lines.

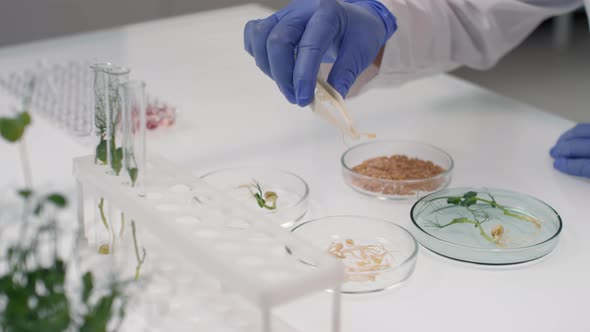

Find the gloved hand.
xmin=550 ymin=123 xmax=590 ymax=178
xmin=244 ymin=0 xmax=397 ymax=106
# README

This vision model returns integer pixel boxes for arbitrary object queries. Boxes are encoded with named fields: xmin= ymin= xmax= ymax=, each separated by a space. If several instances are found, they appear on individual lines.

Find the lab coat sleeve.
xmin=346 ymin=0 xmax=583 ymax=94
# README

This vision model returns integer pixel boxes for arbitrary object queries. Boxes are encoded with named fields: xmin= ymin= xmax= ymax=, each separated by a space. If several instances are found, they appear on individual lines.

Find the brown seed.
xmin=264 ymin=191 xmax=278 ymax=202
xmin=351 ymin=154 xmax=446 ymax=196
xmin=98 ymin=243 xmax=110 ymax=255
xmin=491 ymin=225 xmax=504 ymax=238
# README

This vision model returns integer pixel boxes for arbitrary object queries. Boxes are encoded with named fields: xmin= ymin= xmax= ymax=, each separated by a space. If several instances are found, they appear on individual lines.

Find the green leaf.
xmin=17 ymin=189 xmax=33 ymax=199
xmin=111 ymin=147 xmax=123 ymax=175
xmin=464 ymin=198 xmax=477 ymax=207
xmin=80 ymin=292 xmax=118 ymax=332
xmin=95 ymin=139 xmax=107 ymax=163
xmin=0 ymin=112 xmax=31 ymax=143
xmin=463 ymin=191 xmax=478 ymax=199
xmin=33 ymin=193 xmax=67 ymax=215
xmin=82 ymin=272 xmax=93 ymax=303
xmin=128 ymin=168 xmax=138 ymax=186
xmin=95 ymin=140 xmax=123 ymax=175
xmin=19 ymin=112 xmax=31 ymax=126
xmin=0 ymin=118 xmax=25 ymax=143
xmin=447 ymin=197 xmax=461 ymax=205
xmin=1 ymin=258 xmax=70 ymax=332
xmin=254 ymin=193 xmax=265 ymax=208
xmin=46 ymin=194 xmax=67 ymax=208
xmin=34 ymin=202 xmax=44 ymax=216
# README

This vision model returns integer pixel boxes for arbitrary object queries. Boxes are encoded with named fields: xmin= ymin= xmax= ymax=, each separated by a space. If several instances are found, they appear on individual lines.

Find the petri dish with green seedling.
xmin=411 ymin=187 xmax=562 ymax=265
xmin=201 ymin=167 xmax=309 ymax=228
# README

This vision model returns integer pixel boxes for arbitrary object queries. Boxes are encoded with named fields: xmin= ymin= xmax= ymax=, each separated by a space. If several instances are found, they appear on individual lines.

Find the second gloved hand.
xmin=550 ymin=123 xmax=590 ymax=178
xmin=244 ymin=0 xmax=397 ymax=106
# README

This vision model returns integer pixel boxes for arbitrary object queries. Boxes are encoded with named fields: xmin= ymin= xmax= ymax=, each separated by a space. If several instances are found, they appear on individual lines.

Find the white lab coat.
xmin=335 ymin=0 xmax=587 ymax=95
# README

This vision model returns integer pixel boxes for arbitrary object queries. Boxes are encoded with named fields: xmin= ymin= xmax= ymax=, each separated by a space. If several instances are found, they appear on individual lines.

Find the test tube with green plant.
xmin=121 ymin=81 xmax=148 ymax=278
xmin=91 ymin=63 xmax=130 ymax=254
xmin=1 ymin=94 xmax=133 ymax=329
xmin=121 ymin=80 xmax=147 ymax=191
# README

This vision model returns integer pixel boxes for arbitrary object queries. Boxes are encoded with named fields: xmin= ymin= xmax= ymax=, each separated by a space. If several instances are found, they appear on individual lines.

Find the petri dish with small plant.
xmin=411 ymin=187 xmax=562 ymax=265
xmin=201 ymin=167 xmax=309 ymax=228
xmin=341 ymin=140 xmax=453 ymax=200
xmin=290 ymin=216 xmax=418 ymax=294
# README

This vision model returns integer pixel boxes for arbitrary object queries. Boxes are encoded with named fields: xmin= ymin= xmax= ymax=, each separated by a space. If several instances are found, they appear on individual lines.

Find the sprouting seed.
xmin=240 ymin=180 xmax=278 ymax=211
xmin=98 ymin=243 xmax=110 ymax=255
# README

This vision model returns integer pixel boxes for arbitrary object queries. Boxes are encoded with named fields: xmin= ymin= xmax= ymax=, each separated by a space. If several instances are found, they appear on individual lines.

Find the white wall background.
xmin=0 ymin=0 xmax=288 ymax=47
xmin=0 ymin=1 xmax=586 ymax=122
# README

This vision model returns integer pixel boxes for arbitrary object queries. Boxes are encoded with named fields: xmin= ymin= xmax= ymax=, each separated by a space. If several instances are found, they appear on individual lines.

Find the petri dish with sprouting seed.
xmin=411 ymin=187 xmax=562 ymax=265
xmin=290 ymin=216 xmax=418 ymax=294
xmin=201 ymin=167 xmax=309 ymax=228
xmin=341 ymin=140 xmax=453 ymax=200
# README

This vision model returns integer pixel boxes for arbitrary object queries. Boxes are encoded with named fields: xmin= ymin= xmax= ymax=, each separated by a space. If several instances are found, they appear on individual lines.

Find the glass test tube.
xmin=91 ymin=63 xmax=112 ymax=167
xmin=121 ymin=80 xmax=147 ymax=193
xmin=105 ymin=66 xmax=130 ymax=176
xmin=89 ymin=63 xmax=131 ymax=255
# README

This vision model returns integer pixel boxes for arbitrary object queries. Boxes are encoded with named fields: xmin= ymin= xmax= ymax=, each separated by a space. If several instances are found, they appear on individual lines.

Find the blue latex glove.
xmin=244 ymin=0 xmax=397 ymax=106
xmin=550 ymin=123 xmax=590 ymax=178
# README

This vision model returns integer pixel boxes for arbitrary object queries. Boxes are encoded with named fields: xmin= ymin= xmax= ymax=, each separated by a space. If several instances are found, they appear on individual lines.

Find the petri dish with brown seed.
xmin=341 ymin=140 xmax=453 ymax=200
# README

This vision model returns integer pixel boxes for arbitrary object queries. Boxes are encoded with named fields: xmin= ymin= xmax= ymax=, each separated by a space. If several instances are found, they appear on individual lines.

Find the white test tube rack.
xmin=73 ymin=154 xmax=345 ymax=332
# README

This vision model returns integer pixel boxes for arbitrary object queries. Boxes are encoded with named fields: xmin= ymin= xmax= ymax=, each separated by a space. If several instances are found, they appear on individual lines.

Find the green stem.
xmin=502 ymin=209 xmax=532 ymax=222
xmin=119 ymin=213 xmax=126 ymax=238
xmin=434 ymin=217 xmax=478 ymax=228
xmin=476 ymin=224 xmax=495 ymax=243
xmin=18 ymin=195 xmax=31 ymax=252
xmin=18 ymin=139 xmax=32 ymax=190
xmin=98 ymin=198 xmax=109 ymax=230
xmin=432 ymin=196 xmax=540 ymax=226
xmin=262 ymin=201 xmax=276 ymax=210
xmin=435 ymin=217 xmax=495 ymax=243
xmin=98 ymin=197 xmax=116 ymax=254
xmin=131 ymin=221 xmax=146 ymax=280
xmin=469 ymin=198 xmax=540 ymax=226
xmin=52 ymin=217 xmax=59 ymax=261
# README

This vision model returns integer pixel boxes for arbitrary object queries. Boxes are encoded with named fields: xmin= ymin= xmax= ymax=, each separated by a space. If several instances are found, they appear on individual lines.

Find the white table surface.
xmin=1 ymin=4 xmax=589 ymax=332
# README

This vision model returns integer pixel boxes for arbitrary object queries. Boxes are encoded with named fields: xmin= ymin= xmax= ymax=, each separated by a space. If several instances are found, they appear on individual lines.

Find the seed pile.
xmin=350 ymin=155 xmax=446 ymax=196
xmin=352 ymin=155 xmax=445 ymax=180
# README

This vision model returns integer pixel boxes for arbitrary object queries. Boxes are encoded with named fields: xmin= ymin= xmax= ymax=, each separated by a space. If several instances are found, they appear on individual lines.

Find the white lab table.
xmin=0 ymin=4 xmax=589 ymax=332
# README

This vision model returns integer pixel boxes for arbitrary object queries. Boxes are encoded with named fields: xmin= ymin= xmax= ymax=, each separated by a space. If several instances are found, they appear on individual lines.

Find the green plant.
xmin=0 ymin=99 xmax=133 ymax=330
xmin=94 ymin=84 xmax=141 ymax=256
xmin=240 ymin=180 xmax=278 ymax=210
xmin=94 ymin=81 xmax=137 ymax=185
xmin=94 ymin=107 xmax=123 ymax=176
xmin=424 ymin=190 xmax=542 ymax=245
xmin=0 ymin=112 xmax=31 ymax=142
xmin=94 ymin=83 xmax=121 ymax=256
xmin=0 ymin=192 xmax=130 ymax=332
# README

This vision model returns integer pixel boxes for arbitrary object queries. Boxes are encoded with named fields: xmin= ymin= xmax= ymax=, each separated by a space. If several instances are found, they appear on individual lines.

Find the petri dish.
xmin=201 ymin=167 xmax=309 ymax=228
xmin=411 ymin=187 xmax=562 ymax=265
xmin=290 ymin=216 xmax=418 ymax=294
xmin=341 ymin=140 xmax=453 ymax=200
